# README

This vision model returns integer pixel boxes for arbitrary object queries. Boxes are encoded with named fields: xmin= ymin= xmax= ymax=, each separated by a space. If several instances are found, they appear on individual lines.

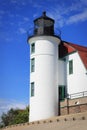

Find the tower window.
xmin=31 ymin=58 xmax=35 ymax=72
xmin=31 ymin=43 xmax=35 ymax=54
xmin=69 ymin=60 xmax=73 ymax=74
xmin=31 ymin=82 xmax=35 ymax=97
xmin=59 ymin=86 xmax=65 ymax=101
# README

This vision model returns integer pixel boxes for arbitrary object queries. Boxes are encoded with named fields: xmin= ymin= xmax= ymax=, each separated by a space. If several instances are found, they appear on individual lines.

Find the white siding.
xmin=58 ymin=59 xmax=67 ymax=86
xmin=29 ymin=36 xmax=60 ymax=122
xmin=66 ymin=52 xmax=87 ymax=98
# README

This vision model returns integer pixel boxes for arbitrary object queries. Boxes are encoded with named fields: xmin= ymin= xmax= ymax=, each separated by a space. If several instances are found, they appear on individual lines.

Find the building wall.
xmin=66 ymin=52 xmax=87 ymax=98
xmin=29 ymin=36 xmax=60 ymax=122
xmin=60 ymin=97 xmax=87 ymax=115
xmin=58 ymin=59 xmax=67 ymax=86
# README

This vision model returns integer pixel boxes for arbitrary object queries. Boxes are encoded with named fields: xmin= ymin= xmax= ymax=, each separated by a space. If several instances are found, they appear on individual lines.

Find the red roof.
xmin=59 ymin=41 xmax=87 ymax=69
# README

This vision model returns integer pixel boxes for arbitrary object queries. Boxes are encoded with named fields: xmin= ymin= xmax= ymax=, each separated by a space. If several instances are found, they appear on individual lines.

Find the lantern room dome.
xmin=34 ymin=11 xmax=55 ymax=36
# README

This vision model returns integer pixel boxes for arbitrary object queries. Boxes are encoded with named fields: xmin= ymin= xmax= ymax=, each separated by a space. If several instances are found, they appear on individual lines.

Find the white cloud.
xmin=11 ymin=0 xmax=17 ymax=4
xmin=33 ymin=13 xmax=38 ymax=19
xmin=0 ymin=99 xmax=27 ymax=118
xmin=66 ymin=10 xmax=87 ymax=24
xmin=21 ymin=2 xmax=27 ymax=6
xmin=80 ymin=0 xmax=87 ymax=5
xmin=0 ymin=10 xmax=5 ymax=15
xmin=5 ymin=37 xmax=13 ymax=42
xmin=19 ymin=27 xmax=26 ymax=34
xmin=23 ymin=17 xmax=30 ymax=22
xmin=45 ymin=0 xmax=87 ymax=27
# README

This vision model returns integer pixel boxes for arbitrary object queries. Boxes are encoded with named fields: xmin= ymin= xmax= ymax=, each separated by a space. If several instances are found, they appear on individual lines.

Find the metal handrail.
xmin=67 ymin=91 xmax=87 ymax=99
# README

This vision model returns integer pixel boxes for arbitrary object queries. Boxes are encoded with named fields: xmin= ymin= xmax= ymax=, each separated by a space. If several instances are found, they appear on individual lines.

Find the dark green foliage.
xmin=0 ymin=106 xmax=29 ymax=127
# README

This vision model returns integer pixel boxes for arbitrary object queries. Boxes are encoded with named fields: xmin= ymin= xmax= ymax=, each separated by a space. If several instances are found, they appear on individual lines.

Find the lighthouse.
xmin=28 ymin=12 xmax=61 ymax=122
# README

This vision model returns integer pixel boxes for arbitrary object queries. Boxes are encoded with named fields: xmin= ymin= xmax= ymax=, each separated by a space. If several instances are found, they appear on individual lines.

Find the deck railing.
xmin=67 ymin=91 xmax=87 ymax=99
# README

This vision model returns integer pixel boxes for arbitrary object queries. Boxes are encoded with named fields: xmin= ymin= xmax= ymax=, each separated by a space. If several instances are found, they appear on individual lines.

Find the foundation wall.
xmin=60 ymin=97 xmax=87 ymax=115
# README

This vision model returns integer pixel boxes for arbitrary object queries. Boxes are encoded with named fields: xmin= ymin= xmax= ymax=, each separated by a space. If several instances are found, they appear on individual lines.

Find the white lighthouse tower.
xmin=28 ymin=12 xmax=61 ymax=122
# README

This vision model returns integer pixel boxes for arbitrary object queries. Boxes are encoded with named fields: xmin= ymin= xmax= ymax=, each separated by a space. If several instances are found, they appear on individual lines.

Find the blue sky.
xmin=0 ymin=0 xmax=87 ymax=117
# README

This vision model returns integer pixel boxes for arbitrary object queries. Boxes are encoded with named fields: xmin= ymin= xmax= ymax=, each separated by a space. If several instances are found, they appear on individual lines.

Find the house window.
xmin=59 ymin=86 xmax=65 ymax=101
xmin=31 ymin=43 xmax=35 ymax=54
xmin=69 ymin=60 xmax=73 ymax=74
xmin=31 ymin=58 xmax=35 ymax=72
xmin=31 ymin=82 xmax=35 ymax=97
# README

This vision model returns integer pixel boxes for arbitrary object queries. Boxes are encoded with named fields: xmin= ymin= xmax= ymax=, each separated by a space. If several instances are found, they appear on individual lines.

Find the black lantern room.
xmin=34 ymin=12 xmax=55 ymax=36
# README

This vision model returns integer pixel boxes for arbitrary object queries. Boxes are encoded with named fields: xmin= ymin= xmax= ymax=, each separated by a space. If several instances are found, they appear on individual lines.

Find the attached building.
xmin=59 ymin=41 xmax=87 ymax=100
